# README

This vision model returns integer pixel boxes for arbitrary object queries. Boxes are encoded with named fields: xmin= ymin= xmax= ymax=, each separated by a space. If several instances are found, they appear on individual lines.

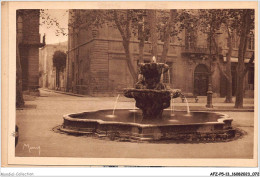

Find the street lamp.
xmin=206 ymin=29 xmax=222 ymax=108
xmin=205 ymin=27 xmax=213 ymax=108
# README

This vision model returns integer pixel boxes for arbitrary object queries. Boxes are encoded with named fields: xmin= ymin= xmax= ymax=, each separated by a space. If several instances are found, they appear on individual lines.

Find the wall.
xmin=39 ymin=42 xmax=68 ymax=91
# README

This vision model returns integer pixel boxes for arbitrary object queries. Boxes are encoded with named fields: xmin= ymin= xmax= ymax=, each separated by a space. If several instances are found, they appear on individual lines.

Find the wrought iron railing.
xmin=182 ymin=46 xmax=222 ymax=55
xmin=182 ymin=46 xmax=209 ymax=54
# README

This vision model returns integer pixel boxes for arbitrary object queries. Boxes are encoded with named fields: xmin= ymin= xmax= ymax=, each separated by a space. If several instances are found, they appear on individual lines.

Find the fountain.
xmin=59 ymin=58 xmax=235 ymax=142
xmin=124 ymin=61 xmax=182 ymax=122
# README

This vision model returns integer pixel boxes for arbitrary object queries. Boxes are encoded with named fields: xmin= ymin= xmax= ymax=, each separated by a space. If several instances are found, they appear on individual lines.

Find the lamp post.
xmin=206 ymin=25 xmax=213 ymax=108
xmin=206 ymin=28 xmax=222 ymax=108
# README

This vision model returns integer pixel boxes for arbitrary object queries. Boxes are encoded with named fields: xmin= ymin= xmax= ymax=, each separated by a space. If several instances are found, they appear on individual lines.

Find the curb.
xmin=188 ymin=109 xmax=254 ymax=112
xmin=172 ymin=107 xmax=254 ymax=112
xmin=40 ymin=88 xmax=88 ymax=97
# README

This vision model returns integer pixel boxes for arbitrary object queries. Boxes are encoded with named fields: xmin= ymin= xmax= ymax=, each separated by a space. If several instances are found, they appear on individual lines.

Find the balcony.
xmin=182 ymin=46 xmax=222 ymax=59
xmin=182 ymin=46 xmax=209 ymax=55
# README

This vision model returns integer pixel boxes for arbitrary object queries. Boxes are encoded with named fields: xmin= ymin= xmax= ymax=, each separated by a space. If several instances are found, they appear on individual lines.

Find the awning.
xmin=223 ymin=57 xmax=254 ymax=63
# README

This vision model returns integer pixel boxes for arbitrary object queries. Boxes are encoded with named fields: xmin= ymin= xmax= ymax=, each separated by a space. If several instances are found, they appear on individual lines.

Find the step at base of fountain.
xmin=59 ymin=126 xmax=236 ymax=142
xmin=58 ymin=109 xmax=235 ymax=142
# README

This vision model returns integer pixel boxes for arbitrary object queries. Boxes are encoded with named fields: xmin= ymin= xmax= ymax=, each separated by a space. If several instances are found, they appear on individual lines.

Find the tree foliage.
xmin=53 ymin=50 xmax=67 ymax=70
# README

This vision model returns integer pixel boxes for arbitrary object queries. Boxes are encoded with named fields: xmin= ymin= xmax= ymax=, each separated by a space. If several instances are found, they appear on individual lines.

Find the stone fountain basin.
xmin=60 ymin=109 xmax=235 ymax=141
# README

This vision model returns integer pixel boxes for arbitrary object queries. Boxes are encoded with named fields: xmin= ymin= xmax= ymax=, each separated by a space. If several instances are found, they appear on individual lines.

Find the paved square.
xmin=15 ymin=90 xmax=254 ymax=158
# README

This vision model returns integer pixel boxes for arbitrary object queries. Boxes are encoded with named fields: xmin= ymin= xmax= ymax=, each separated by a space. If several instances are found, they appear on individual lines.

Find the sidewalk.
xmin=40 ymin=88 xmax=88 ymax=97
xmin=39 ymin=88 xmax=254 ymax=112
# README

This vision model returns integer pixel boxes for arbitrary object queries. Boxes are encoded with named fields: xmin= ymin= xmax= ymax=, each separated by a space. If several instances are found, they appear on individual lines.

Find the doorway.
xmin=194 ymin=64 xmax=209 ymax=96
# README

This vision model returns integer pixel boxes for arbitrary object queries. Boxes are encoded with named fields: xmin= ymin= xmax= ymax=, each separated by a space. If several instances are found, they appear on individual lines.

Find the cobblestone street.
xmin=15 ymin=90 xmax=254 ymax=158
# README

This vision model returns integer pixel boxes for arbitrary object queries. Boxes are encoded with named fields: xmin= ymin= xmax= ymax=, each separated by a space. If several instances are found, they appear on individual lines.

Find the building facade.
xmin=17 ymin=10 xmax=45 ymax=95
xmin=67 ymin=10 xmax=254 ymax=97
xmin=39 ymin=42 xmax=68 ymax=91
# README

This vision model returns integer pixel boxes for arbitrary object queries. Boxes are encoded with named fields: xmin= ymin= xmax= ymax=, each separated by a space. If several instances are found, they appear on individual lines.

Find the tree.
xmin=132 ymin=10 xmax=149 ymax=63
xmin=215 ymin=10 xmax=235 ymax=103
xmin=112 ymin=10 xmax=138 ymax=82
xmin=234 ymin=9 xmax=254 ymax=108
xmin=223 ymin=19 xmax=233 ymax=103
xmin=216 ymin=9 xmax=253 ymax=103
xmin=198 ymin=9 xmax=254 ymax=107
xmin=160 ymin=9 xmax=195 ymax=64
xmin=147 ymin=10 xmax=158 ymax=60
xmin=16 ymin=32 xmax=24 ymax=107
xmin=160 ymin=10 xmax=176 ymax=63
xmin=198 ymin=9 xmax=236 ymax=103
xmin=16 ymin=10 xmax=27 ymax=107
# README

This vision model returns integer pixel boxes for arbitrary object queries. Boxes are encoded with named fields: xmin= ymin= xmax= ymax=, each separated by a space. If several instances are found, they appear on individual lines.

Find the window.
xmin=163 ymin=71 xmax=169 ymax=83
xmin=138 ymin=23 xmax=143 ymax=40
xmin=159 ymin=28 xmax=165 ymax=42
xmin=231 ymin=32 xmax=239 ymax=49
xmin=72 ymin=62 xmax=74 ymax=81
xmin=138 ymin=28 xmax=149 ymax=41
xmin=185 ymin=29 xmax=196 ymax=50
xmin=248 ymin=67 xmax=254 ymax=85
xmin=137 ymin=19 xmax=149 ymax=41
xmin=248 ymin=32 xmax=254 ymax=50
xmin=79 ymin=60 xmax=83 ymax=82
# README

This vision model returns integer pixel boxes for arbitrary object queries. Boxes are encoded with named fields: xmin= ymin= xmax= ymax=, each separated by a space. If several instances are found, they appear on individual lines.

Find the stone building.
xmin=39 ymin=41 xmax=68 ymax=91
xmin=17 ymin=10 xmax=45 ymax=95
xmin=66 ymin=10 xmax=254 ymax=97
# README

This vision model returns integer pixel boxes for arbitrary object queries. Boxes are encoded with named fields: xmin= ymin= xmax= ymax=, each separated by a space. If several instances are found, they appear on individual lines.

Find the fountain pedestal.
xmin=124 ymin=62 xmax=181 ymax=122
xmin=124 ymin=89 xmax=171 ymax=121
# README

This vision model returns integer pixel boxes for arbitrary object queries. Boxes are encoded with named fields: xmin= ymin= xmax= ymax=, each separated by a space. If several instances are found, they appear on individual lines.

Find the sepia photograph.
xmin=1 ymin=1 xmax=258 ymax=168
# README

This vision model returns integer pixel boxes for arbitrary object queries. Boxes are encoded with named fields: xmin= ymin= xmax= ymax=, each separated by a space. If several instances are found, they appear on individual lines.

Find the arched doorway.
xmin=194 ymin=64 xmax=209 ymax=96
xmin=53 ymin=50 xmax=67 ymax=90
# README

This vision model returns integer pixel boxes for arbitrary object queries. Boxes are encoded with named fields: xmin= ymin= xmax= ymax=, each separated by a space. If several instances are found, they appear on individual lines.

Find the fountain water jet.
xmin=106 ymin=94 xmax=120 ymax=118
xmin=59 ymin=57 xmax=236 ymax=142
xmin=170 ymin=97 xmax=175 ymax=117
xmin=183 ymin=96 xmax=191 ymax=116
xmin=167 ymin=70 xmax=170 ymax=84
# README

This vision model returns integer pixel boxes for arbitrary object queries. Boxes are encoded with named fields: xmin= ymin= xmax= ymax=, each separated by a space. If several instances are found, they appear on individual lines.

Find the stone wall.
xmin=17 ymin=10 xmax=43 ymax=93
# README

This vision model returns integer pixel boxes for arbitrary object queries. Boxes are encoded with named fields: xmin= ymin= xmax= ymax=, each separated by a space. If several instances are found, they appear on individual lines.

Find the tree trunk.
xmin=235 ymin=71 xmax=244 ymax=108
xmin=138 ymin=29 xmax=145 ymax=63
xmin=16 ymin=37 xmax=24 ymax=108
xmin=113 ymin=10 xmax=138 ymax=84
xmin=161 ymin=10 xmax=176 ymax=63
xmin=148 ymin=10 xmax=158 ymax=61
xmin=212 ymin=35 xmax=233 ymax=103
xmin=123 ymin=41 xmax=138 ymax=83
xmin=235 ymin=9 xmax=251 ymax=108
xmin=225 ymin=30 xmax=233 ymax=103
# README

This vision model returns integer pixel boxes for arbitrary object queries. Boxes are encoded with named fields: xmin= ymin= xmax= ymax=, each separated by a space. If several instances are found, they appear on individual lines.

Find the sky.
xmin=39 ymin=9 xmax=68 ymax=44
